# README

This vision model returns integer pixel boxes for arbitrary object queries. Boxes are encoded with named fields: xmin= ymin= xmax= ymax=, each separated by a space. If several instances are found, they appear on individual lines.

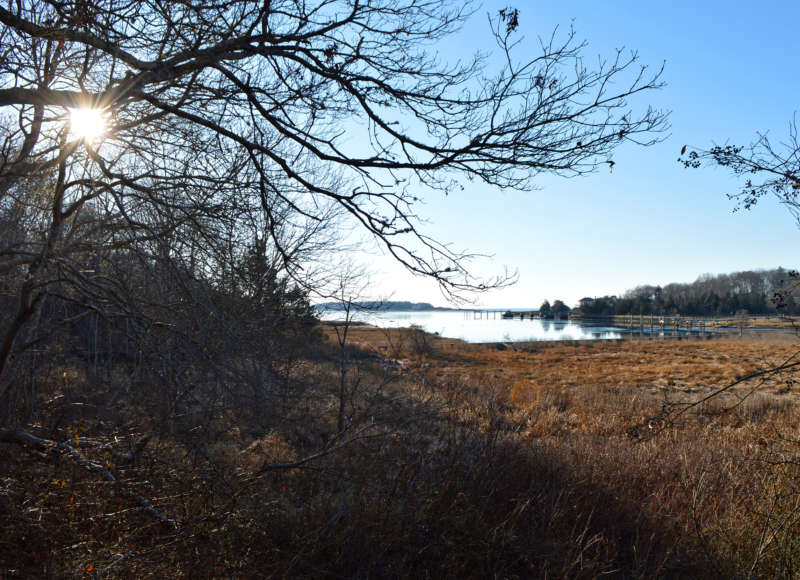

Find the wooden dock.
xmin=465 ymin=310 xmax=539 ymax=320
xmin=464 ymin=311 xmax=798 ymax=338
xmin=571 ymin=314 xmax=798 ymax=337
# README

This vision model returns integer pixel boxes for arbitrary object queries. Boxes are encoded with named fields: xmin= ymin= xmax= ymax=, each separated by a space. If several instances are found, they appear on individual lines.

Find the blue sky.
xmin=357 ymin=1 xmax=800 ymax=308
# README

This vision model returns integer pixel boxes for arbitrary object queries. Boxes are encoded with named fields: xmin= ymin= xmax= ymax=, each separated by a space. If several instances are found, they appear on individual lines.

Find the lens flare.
xmin=69 ymin=107 xmax=107 ymax=141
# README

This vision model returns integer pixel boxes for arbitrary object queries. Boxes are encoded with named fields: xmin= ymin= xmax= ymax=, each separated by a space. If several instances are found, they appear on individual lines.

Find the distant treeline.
xmin=577 ymin=268 xmax=800 ymax=317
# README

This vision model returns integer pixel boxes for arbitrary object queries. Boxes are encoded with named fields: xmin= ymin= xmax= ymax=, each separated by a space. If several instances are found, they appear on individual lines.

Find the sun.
xmin=69 ymin=107 xmax=108 ymax=141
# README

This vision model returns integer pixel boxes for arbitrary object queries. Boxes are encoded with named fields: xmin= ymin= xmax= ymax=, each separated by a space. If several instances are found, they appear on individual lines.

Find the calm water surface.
xmin=319 ymin=309 xmax=624 ymax=343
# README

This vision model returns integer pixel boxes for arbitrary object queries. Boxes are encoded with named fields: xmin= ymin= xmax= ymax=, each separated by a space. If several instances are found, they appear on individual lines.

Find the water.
xmin=319 ymin=309 xmax=624 ymax=343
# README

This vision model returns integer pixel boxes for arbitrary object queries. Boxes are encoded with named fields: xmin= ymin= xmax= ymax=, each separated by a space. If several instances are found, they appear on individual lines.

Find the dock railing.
xmin=570 ymin=313 xmax=799 ymax=337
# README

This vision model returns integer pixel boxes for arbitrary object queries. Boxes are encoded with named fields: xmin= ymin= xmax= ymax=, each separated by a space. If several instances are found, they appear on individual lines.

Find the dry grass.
xmin=3 ymin=330 xmax=800 ymax=577
xmin=328 ymin=330 xmax=800 ymax=576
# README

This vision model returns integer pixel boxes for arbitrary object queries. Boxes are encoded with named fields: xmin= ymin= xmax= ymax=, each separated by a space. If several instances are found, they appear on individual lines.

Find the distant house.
xmin=579 ymin=297 xmax=595 ymax=308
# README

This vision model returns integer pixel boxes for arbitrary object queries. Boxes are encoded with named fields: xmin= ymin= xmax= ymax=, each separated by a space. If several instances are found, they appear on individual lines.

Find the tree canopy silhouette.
xmin=0 ymin=1 xmax=668 ymax=416
xmin=680 ymin=116 xmax=800 ymax=223
xmin=0 ymin=0 xmax=666 ymax=286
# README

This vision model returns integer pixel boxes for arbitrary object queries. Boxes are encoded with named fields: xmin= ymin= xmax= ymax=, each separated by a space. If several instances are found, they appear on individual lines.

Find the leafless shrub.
xmin=406 ymin=324 xmax=436 ymax=357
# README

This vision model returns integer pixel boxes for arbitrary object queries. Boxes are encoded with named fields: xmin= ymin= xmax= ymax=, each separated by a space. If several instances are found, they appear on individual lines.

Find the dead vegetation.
xmin=2 ymin=330 xmax=800 ymax=577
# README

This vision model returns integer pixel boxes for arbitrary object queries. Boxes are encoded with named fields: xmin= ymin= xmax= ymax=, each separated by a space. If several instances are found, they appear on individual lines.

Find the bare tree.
xmin=680 ymin=116 xmax=800 ymax=222
xmin=681 ymin=116 xmax=800 ymax=313
xmin=0 ymin=1 xmax=667 ymax=423
xmin=322 ymin=263 xmax=372 ymax=432
xmin=0 ymin=0 xmax=666 ymax=281
xmin=0 ymin=5 xmax=673 ymax=572
xmin=670 ymin=117 xmax=800 ymax=571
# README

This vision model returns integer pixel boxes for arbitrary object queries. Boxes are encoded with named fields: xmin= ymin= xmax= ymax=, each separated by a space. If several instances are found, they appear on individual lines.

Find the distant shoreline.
xmin=316 ymin=302 xmax=542 ymax=313
xmin=316 ymin=300 xmax=458 ymax=312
